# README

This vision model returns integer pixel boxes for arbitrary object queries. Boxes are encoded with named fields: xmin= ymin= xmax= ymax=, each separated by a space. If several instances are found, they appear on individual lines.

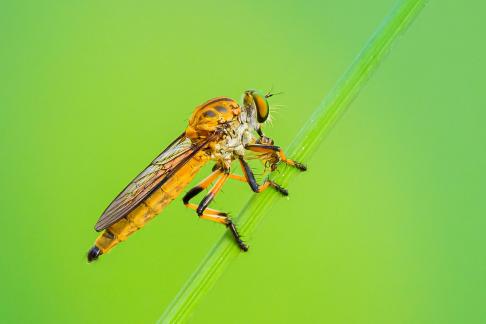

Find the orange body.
xmin=94 ymin=151 xmax=210 ymax=254
xmin=91 ymin=97 xmax=240 ymax=256
xmin=185 ymin=97 xmax=240 ymax=139
xmin=88 ymin=91 xmax=307 ymax=261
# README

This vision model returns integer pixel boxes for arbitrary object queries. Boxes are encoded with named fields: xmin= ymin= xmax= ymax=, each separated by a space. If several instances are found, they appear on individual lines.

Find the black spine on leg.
xmin=226 ymin=220 xmax=249 ymax=252
xmin=294 ymin=162 xmax=307 ymax=171
xmin=183 ymin=186 xmax=204 ymax=204
xmin=270 ymin=181 xmax=289 ymax=196
xmin=197 ymin=193 xmax=214 ymax=215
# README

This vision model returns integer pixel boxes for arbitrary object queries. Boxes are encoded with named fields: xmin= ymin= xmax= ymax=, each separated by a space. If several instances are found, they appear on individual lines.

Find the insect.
xmin=87 ymin=90 xmax=306 ymax=262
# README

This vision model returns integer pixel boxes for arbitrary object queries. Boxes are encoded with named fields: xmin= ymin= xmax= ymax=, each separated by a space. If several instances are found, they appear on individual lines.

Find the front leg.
xmin=245 ymin=144 xmax=307 ymax=171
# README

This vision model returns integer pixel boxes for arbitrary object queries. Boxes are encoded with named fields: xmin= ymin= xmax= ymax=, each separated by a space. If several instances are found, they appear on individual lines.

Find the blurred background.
xmin=1 ymin=0 xmax=485 ymax=323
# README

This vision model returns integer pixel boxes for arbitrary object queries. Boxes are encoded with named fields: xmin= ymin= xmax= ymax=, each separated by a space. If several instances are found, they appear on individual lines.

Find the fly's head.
xmin=241 ymin=90 xmax=278 ymax=133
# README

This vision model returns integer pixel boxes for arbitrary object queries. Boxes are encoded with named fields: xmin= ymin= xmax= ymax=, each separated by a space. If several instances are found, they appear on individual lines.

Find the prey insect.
xmin=87 ymin=90 xmax=307 ymax=262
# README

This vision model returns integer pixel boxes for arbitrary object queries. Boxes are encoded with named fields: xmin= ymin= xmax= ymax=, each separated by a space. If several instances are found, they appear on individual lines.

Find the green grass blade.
xmin=158 ymin=0 xmax=427 ymax=322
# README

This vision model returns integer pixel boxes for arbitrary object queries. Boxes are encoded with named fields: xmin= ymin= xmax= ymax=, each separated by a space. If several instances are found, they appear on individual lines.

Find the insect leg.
xmin=183 ymin=168 xmax=248 ymax=251
xmin=196 ymin=172 xmax=229 ymax=215
xmin=238 ymin=158 xmax=289 ymax=196
xmin=185 ymin=201 xmax=229 ymax=221
xmin=183 ymin=168 xmax=231 ymax=217
xmin=182 ymin=168 xmax=222 ymax=208
xmin=245 ymin=144 xmax=307 ymax=171
xmin=198 ymin=172 xmax=249 ymax=251
xmin=191 ymin=205 xmax=248 ymax=252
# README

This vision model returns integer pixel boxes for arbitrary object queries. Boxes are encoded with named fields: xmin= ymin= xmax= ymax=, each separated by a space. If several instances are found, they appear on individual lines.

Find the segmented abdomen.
xmin=93 ymin=153 xmax=208 ymax=255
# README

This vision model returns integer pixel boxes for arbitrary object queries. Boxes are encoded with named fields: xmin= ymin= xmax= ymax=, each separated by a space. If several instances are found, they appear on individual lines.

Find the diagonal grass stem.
xmin=159 ymin=0 xmax=427 ymax=322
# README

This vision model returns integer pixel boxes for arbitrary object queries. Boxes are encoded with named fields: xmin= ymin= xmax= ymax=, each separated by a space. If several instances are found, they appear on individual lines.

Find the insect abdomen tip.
xmin=87 ymin=246 xmax=102 ymax=262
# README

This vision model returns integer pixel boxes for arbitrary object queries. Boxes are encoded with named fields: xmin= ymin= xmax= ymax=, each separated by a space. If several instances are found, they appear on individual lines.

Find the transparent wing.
xmin=95 ymin=133 xmax=206 ymax=231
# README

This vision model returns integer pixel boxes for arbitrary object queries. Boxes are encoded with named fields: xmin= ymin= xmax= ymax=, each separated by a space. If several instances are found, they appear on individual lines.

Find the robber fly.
xmin=87 ymin=90 xmax=306 ymax=262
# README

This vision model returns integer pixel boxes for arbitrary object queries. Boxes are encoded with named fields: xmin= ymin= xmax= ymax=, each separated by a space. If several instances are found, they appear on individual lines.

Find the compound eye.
xmin=252 ymin=92 xmax=269 ymax=123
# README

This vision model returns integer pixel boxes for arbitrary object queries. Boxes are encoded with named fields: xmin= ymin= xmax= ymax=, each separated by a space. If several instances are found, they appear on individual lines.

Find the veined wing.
xmin=95 ymin=133 xmax=208 ymax=231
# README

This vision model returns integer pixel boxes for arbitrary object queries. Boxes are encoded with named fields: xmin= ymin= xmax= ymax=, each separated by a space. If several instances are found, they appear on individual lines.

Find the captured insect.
xmin=87 ymin=90 xmax=306 ymax=262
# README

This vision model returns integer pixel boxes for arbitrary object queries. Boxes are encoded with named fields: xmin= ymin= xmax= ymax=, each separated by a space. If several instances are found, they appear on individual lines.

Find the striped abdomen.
xmin=88 ymin=152 xmax=208 ymax=261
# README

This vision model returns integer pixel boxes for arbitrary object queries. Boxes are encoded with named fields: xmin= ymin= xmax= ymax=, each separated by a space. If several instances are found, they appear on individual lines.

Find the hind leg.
xmin=182 ymin=168 xmax=248 ymax=251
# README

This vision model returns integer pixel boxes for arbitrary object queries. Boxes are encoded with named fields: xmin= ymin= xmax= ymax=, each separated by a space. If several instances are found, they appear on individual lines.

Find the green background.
xmin=1 ymin=0 xmax=485 ymax=323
